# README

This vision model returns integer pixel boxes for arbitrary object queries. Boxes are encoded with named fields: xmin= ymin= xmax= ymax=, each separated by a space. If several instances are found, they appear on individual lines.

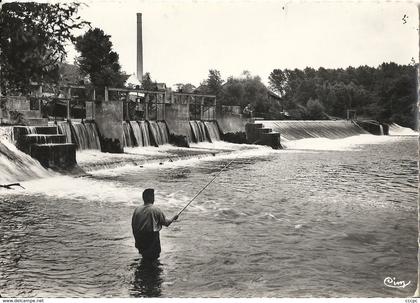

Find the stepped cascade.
xmin=261 ymin=120 xmax=368 ymax=141
xmin=9 ymin=125 xmax=76 ymax=169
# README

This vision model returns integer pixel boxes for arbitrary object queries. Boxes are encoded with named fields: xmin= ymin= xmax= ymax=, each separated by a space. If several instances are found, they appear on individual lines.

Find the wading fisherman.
xmin=132 ymin=188 xmax=178 ymax=260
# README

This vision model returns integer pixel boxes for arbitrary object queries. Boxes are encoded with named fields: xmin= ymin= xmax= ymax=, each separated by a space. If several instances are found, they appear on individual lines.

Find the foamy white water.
xmin=90 ymin=144 xmax=273 ymax=177
xmin=0 ymin=126 xmax=13 ymax=142
xmin=0 ymin=139 xmax=54 ymax=184
xmin=283 ymin=134 xmax=395 ymax=151
xmin=17 ymin=175 xmax=142 ymax=204
xmin=388 ymin=123 xmax=418 ymax=136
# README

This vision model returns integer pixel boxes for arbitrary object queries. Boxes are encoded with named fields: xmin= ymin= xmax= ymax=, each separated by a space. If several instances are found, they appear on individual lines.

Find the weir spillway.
xmin=260 ymin=120 xmax=368 ymax=141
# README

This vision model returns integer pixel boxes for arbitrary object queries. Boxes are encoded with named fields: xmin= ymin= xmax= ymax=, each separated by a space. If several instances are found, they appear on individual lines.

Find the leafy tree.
xmin=268 ymin=63 xmax=417 ymax=127
xmin=75 ymin=28 xmax=128 ymax=98
xmin=306 ymin=98 xmax=325 ymax=119
xmin=175 ymin=83 xmax=196 ymax=93
xmin=221 ymin=72 xmax=270 ymax=116
xmin=0 ymin=2 xmax=88 ymax=93
xmin=58 ymin=62 xmax=84 ymax=85
xmin=268 ymin=69 xmax=287 ymax=96
xmin=206 ymin=70 xmax=224 ymax=95
xmin=198 ymin=69 xmax=224 ymax=97
xmin=141 ymin=72 xmax=157 ymax=91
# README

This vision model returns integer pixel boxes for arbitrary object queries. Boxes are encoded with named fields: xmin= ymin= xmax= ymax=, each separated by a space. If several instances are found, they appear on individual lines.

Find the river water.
xmin=0 ymin=135 xmax=417 ymax=297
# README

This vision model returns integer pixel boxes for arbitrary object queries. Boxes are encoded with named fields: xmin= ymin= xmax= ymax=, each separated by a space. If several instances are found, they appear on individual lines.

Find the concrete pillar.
xmin=104 ymin=87 xmax=109 ymax=102
xmin=145 ymin=94 xmax=149 ymax=120
xmin=95 ymin=101 xmax=124 ymax=153
xmin=200 ymin=97 xmax=204 ymax=120
xmin=125 ymin=93 xmax=130 ymax=121
xmin=66 ymin=100 xmax=70 ymax=120
xmin=155 ymin=93 xmax=158 ymax=120
xmin=38 ymin=85 xmax=42 ymax=114
xmin=163 ymin=92 xmax=166 ymax=120
xmin=214 ymin=97 xmax=217 ymax=120
xmin=67 ymin=88 xmax=71 ymax=120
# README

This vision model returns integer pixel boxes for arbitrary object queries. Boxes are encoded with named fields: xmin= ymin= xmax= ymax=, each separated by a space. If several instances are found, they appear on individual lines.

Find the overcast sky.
xmin=66 ymin=0 xmax=419 ymax=88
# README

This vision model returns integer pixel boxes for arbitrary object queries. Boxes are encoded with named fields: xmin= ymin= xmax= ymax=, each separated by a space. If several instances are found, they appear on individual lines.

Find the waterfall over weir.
xmin=190 ymin=121 xmax=205 ymax=142
xmin=139 ymin=121 xmax=151 ymax=147
xmin=148 ymin=121 xmax=169 ymax=146
xmin=123 ymin=121 xmax=168 ymax=147
xmin=0 ymin=137 xmax=53 ymax=183
xmin=261 ymin=120 xmax=368 ymax=141
xmin=129 ymin=121 xmax=143 ymax=147
xmin=122 ymin=121 xmax=134 ymax=147
xmin=57 ymin=122 xmax=72 ymax=143
xmin=204 ymin=121 xmax=221 ymax=142
xmin=388 ymin=123 xmax=418 ymax=136
xmin=189 ymin=120 xmax=221 ymax=143
xmin=67 ymin=121 xmax=101 ymax=150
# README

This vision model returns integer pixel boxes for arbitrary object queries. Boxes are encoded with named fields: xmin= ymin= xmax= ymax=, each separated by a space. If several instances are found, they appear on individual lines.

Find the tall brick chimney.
xmin=137 ymin=13 xmax=143 ymax=82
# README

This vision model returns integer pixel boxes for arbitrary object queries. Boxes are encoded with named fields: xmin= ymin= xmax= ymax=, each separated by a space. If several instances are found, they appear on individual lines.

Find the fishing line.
xmin=177 ymin=157 xmax=236 ymax=217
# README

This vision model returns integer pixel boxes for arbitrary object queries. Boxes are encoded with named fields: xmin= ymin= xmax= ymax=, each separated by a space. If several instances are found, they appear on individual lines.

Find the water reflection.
xmin=131 ymin=258 xmax=163 ymax=297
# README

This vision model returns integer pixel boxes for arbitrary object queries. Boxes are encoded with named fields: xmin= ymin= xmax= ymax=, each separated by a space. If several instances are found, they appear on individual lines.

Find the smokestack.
xmin=137 ymin=13 xmax=143 ymax=83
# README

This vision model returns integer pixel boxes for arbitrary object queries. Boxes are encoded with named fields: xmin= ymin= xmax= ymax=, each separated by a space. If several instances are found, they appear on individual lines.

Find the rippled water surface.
xmin=0 ymin=136 xmax=417 ymax=297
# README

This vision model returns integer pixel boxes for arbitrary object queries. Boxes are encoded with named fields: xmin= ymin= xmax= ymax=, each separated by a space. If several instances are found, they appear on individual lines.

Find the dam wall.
xmin=216 ymin=109 xmax=249 ymax=144
xmin=95 ymin=101 xmax=124 ymax=153
xmin=165 ymin=102 xmax=190 ymax=147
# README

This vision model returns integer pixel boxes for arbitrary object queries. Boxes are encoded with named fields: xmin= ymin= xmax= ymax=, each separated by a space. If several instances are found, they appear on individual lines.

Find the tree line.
xmin=268 ymin=64 xmax=417 ymax=128
xmin=0 ymin=2 xmax=416 ymax=128
xmin=0 ymin=2 xmax=127 ymax=99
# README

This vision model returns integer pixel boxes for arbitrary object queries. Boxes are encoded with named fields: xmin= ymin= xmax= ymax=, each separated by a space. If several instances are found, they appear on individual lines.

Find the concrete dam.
xmin=0 ymin=119 xmax=224 ymax=182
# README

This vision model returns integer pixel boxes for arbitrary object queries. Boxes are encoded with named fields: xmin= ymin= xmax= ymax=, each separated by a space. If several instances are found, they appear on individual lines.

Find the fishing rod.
xmin=177 ymin=157 xmax=236 ymax=217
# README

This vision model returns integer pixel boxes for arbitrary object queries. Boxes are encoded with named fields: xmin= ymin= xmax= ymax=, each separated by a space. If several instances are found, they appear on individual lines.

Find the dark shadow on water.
xmin=130 ymin=258 xmax=164 ymax=297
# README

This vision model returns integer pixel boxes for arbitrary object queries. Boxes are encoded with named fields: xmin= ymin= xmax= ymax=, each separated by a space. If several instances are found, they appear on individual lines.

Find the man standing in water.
xmin=132 ymin=188 xmax=178 ymax=260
